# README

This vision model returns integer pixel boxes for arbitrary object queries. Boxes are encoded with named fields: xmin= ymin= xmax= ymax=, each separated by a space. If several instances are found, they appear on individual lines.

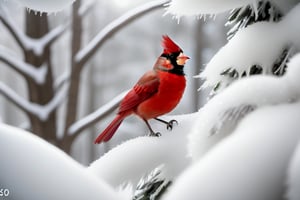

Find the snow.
xmin=0 ymin=46 xmax=47 ymax=84
xmin=1 ymin=0 xmax=300 ymax=199
xmin=166 ymin=0 xmax=255 ymax=17
xmin=88 ymin=113 xmax=197 ymax=188
xmin=13 ymin=0 xmax=75 ymax=13
xmin=286 ymin=141 xmax=300 ymax=200
xmin=162 ymin=102 xmax=300 ymax=200
xmin=189 ymin=53 xmax=300 ymax=160
xmin=200 ymin=21 xmax=287 ymax=89
xmin=200 ymin=3 xmax=300 ymax=90
xmin=0 ymin=123 xmax=129 ymax=200
xmin=271 ymin=0 xmax=300 ymax=14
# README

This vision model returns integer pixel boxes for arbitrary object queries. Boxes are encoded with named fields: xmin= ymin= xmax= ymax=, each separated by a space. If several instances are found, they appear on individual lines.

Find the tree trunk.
xmin=64 ymin=0 xmax=83 ymax=136
xmin=192 ymin=20 xmax=205 ymax=111
xmin=24 ymin=12 xmax=57 ymax=143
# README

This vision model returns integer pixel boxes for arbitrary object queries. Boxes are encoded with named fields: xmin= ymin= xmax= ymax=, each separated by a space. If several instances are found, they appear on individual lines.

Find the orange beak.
xmin=177 ymin=53 xmax=190 ymax=65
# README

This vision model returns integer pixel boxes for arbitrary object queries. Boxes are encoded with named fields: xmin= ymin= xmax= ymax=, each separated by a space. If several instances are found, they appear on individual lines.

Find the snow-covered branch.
xmin=54 ymin=70 xmax=70 ymax=90
xmin=0 ymin=82 xmax=68 ymax=121
xmin=0 ymin=5 xmax=68 ymax=55
xmin=0 ymin=46 xmax=47 ymax=84
xmin=163 ymin=102 xmax=300 ymax=200
xmin=0 ymin=6 xmax=27 ymax=50
xmin=200 ymin=3 xmax=300 ymax=91
xmin=166 ymin=0 xmax=255 ymax=17
xmin=0 ymin=82 xmax=39 ymax=117
xmin=189 ymin=53 xmax=300 ymax=160
xmin=88 ymin=113 xmax=195 ymax=188
xmin=75 ymin=0 xmax=169 ymax=66
xmin=68 ymin=90 xmax=128 ymax=136
xmin=36 ymin=23 xmax=69 ymax=55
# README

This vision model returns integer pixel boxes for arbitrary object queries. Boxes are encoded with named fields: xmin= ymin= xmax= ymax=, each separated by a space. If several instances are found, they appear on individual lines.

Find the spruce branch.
xmin=133 ymin=167 xmax=171 ymax=200
xmin=211 ymin=46 xmax=291 ymax=95
xmin=226 ymin=0 xmax=282 ymax=40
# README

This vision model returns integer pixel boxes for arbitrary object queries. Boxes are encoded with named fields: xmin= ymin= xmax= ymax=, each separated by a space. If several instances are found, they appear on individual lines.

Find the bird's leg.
xmin=154 ymin=118 xmax=178 ymax=131
xmin=143 ymin=119 xmax=161 ymax=137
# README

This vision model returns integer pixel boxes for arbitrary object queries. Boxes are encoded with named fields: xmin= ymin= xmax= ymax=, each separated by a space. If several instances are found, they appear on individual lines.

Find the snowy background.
xmin=0 ymin=0 xmax=226 ymax=164
xmin=1 ymin=0 xmax=300 ymax=200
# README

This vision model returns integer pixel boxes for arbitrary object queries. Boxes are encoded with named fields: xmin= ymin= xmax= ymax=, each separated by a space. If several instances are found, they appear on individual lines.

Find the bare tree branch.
xmin=0 ymin=46 xmax=47 ymax=84
xmin=0 ymin=82 xmax=39 ymax=117
xmin=0 ymin=6 xmax=27 ymax=50
xmin=75 ymin=0 xmax=169 ymax=66
xmin=0 ymin=81 xmax=68 ymax=121
xmin=0 ymin=5 xmax=68 ymax=55
xmin=78 ymin=0 xmax=97 ymax=17
xmin=54 ymin=71 xmax=70 ymax=90
xmin=68 ymin=90 xmax=128 ymax=137
xmin=34 ymin=23 xmax=69 ymax=55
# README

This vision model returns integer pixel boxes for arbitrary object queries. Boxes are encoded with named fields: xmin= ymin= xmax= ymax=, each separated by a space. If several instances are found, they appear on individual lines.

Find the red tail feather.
xmin=94 ymin=115 xmax=124 ymax=144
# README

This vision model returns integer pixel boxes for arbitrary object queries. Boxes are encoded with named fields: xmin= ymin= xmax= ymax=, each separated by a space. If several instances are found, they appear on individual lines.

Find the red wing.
xmin=118 ymin=70 xmax=160 ymax=114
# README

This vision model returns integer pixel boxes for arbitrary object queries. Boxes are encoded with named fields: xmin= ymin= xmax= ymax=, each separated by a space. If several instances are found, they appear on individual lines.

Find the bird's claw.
xmin=166 ymin=119 xmax=178 ymax=131
xmin=149 ymin=131 xmax=161 ymax=137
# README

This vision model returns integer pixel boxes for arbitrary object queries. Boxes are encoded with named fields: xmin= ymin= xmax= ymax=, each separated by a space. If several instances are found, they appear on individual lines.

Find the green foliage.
xmin=226 ymin=0 xmax=282 ymax=40
xmin=210 ymin=0 xmax=290 ymax=95
xmin=133 ymin=168 xmax=171 ymax=200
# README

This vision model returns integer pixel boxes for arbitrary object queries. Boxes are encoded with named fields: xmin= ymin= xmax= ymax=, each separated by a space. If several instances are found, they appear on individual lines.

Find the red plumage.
xmin=162 ymin=35 xmax=182 ymax=54
xmin=94 ymin=35 xmax=189 ymax=144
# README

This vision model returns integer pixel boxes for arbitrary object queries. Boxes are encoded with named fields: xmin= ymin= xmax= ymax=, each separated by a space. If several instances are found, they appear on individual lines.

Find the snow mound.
xmin=286 ymin=141 xmax=300 ymax=200
xmin=163 ymin=102 xmax=300 ymax=200
xmin=88 ymin=113 xmax=197 ymax=188
xmin=0 ymin=124 xmax=125 ymax=200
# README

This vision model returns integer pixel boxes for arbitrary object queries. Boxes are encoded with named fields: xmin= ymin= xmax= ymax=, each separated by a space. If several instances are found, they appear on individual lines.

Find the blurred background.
xmin=0 ymin=0 xmax=227 ymax=165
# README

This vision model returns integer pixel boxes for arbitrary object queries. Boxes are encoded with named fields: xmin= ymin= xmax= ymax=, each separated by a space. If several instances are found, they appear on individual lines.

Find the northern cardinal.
xmin=94 ymin=35 xmax=189 ymax=144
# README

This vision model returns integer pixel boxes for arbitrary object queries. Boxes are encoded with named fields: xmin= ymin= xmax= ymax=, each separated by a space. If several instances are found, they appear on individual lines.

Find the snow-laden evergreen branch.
xmin=189 ymin=53 xmax=300 ymax=160
xmin=199 ymin=3 xmax=300 ymax=92
xmin=166 ymin=0 xmax=256 ymax=18
xmin=0 ymin=46 xmax=47 ymax=84
xmin=68 ymin=90 xmax=128 ymax=136
xmin=164 ymin=102 xmax=300 ymax=200
xmin=134 ymin=166 xmax=171 ymax=200
xmin=0 ymin=82 xmax=68 ymax=121
xmin=75 ymin=0 xmax=169 ymax=66
xmin=226 ymin=0 xmax=283 ymax=40
xmin=0 ymin=5 xmax=68 ymax=55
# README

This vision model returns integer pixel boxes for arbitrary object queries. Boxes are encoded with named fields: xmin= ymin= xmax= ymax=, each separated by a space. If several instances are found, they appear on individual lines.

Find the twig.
xmin=68 ymin=90 xmax=128 ymax=137
xmin=75 ymin=0 xmax=169 ymax=66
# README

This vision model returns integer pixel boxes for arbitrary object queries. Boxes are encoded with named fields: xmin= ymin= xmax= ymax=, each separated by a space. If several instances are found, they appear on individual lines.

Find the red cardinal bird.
xmin=94 ymin=35 xmax=189 ymax=144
